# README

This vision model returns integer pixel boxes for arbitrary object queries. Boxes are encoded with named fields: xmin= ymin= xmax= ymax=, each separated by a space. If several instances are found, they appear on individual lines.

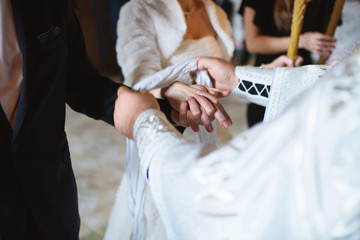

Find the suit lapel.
xmin=0 ymin=106 xmax=13 ymax=138
xmin=11 ymin=0 xmax=29 ymax=142
xmin=10 ymin=0 xmax=62 ymax=143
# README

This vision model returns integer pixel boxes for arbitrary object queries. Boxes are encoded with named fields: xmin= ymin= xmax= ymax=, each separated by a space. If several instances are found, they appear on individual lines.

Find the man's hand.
xmin=114 ymin=86 xmax=160 ymax=139
xmin=197 ymin=57 xmax=238 ymax=92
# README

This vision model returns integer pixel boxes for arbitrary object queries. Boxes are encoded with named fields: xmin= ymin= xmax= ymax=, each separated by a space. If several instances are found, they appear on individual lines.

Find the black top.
xmin=239 ymin=0 xmax=339 ymax=66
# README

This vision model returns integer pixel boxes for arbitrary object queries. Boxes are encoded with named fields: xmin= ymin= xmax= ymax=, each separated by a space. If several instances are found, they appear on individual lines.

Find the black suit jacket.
xmin=1 ymin=0 xmax=125 ymax=239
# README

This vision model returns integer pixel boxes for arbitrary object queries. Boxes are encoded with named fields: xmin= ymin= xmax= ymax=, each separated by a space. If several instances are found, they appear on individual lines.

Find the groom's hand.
xmin=114 ymin=86 xmax=160 ymax=139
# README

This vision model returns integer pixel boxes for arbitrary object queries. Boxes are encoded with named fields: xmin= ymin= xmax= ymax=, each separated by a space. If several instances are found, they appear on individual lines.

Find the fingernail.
xmin=206 ymin=125 xmax=213 ymax=132
xmin=192 ymin=127 xmax=199 ymax=132
xmin=223 ymin=121 xmax=229 ymax=128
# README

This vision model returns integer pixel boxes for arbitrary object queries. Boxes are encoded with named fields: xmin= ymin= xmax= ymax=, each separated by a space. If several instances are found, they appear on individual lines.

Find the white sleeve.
xmin=231 ymin=66 xmax=274 ymax=107
xmin=116 ymin=3 xmax=162 ymax=86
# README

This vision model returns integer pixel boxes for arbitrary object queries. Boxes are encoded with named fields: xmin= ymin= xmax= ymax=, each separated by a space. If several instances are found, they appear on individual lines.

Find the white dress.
xmin=133 ymin=43 xmax=360 ymax=239
xmin=108 ymin=1 xmax=234 ymax=238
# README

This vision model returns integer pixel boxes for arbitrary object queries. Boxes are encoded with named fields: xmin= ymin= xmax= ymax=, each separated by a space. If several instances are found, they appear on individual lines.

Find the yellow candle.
xmin=318 ymin=0 xmax=346 ymax=64
xmin=287 ymin=0 xmax=307 ymax=61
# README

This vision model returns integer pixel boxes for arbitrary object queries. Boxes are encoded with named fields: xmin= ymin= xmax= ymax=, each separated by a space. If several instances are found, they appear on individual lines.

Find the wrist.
xmin=231 ymin=70 xmax=240 ymax=91
xmin=161 ymin=82 xmax=178 ymax=99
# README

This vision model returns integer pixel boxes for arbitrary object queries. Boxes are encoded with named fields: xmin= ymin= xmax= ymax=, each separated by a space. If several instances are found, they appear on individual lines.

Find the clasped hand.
xmin=114 ymin=81 xmax=233 ymax=139
xmin=161 ymin=81 xmax=232 ymax=132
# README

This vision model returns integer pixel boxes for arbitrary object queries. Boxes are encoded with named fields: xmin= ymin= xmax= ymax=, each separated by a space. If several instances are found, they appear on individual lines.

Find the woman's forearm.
xmin=245 ymin=35 xmax=290 ymax=55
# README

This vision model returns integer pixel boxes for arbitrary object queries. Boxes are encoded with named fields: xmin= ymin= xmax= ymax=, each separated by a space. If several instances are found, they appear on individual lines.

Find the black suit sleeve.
xmin=63 ymin=2 xmax=179 ymax=130
xmin=64 ymin=3 xmax=120 ymax=125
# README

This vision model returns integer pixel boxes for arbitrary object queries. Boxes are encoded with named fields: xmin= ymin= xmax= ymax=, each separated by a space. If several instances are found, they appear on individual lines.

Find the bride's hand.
xmin=161 ymin=81 xmax=210 ymax=109
xmin=171 ymin=96 xmax=232 ymax=132
xmin=162 ymin=82 xmax=232 ymax=132
xmin=161 ymin=82 xmax=216 ymax=131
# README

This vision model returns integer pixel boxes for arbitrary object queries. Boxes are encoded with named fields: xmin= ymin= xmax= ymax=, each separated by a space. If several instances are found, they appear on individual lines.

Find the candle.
xmin=318 ymin=0 xmax=346 ymax=64
xmin=287 ymin=0 xmax=307 ymax=61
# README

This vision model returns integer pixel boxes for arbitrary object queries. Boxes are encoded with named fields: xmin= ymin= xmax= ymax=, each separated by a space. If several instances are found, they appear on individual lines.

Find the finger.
xmin=214 ymin=102 xmax=232 ymax=129
xmin=193 ymin=94 xmax=216 ymax=119
xmin=207 ymin=88 xmax=231 ymax=97
xmin=318 ymin=35 xmax=336 ymax=43
xmin=171 ymin=109 xmax=182 ymax=126
xmin=281 ymin=56 xmax=295 ymax=67
xmin=317 ymin=44 xmax=335 ymax=53
xmin=195 ymin=90 xmax=219 ymax=103
xmin=200 ymin=107 xmax=213 ymax=132
xmin=294 ymin=56 xmax=303 ymax=67
xmin=179 ymin=101 xmax=190 ymax=127
xmin=187 ymin=110 xmax=199 ymax=132
xmin=188 ymin=97 xmax=202 ymax=121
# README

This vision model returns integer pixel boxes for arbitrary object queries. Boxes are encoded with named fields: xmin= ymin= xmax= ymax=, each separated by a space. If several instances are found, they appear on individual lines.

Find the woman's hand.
xmin=299 ymin=32 xmax=336 ymax=60
xmin=161 ymin=82 xmax=232 ymax=132
xmin=262 ymin=55 xmax=303 ymax=69
xmin=161 ymin=82 xmax=210 ymax=109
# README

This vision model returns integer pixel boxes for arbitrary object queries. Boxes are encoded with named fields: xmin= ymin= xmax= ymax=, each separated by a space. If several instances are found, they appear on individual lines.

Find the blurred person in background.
xmin=239 ymin=0 xmax=338 ymax=126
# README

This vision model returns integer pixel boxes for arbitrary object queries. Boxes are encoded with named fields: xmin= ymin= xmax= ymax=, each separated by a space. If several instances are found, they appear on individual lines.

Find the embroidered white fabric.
xmin=231 ymin=64 xmax=330 ymax=122
xmin=264 ymin=64 xmax=331 ymax=121
xmin=231 ymin=66 xmax=274 ymax=107
xmin=134 ymin=45 xmax=360 ymax=239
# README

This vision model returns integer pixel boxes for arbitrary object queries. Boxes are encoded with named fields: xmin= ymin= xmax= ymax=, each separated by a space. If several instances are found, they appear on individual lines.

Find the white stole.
xmin=125 ymin=59 xmax=217 ymax=240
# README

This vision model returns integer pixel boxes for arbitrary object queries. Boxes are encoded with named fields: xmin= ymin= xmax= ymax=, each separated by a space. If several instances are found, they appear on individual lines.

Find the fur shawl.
xmin=116 ymin=0 xmax=234 ymax=86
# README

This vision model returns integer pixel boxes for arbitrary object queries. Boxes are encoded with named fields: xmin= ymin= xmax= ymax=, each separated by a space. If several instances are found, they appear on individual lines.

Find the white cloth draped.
xmin=123 ymin=59 xmax=217 ymax=240
xmin=133 ymin=45 xmax=360 ymax=239
xmin=106 ymin=35 xmax=230 ymax=240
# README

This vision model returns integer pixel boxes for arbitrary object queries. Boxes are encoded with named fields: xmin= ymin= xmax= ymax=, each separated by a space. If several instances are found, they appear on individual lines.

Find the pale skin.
xmin=243 ymin=5 xmax=336 ymax=61
xmin=178 ymin=0 xmax=217 ymax=40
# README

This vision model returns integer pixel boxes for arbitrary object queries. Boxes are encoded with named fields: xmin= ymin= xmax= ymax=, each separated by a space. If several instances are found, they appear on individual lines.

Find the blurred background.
xmin=67 ymin=0 xmax=360 ymax=239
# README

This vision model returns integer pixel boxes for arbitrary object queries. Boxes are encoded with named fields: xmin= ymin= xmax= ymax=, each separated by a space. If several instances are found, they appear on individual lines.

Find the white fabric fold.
xmin=125 ymin=59 xmax=217 ymax=240
xmin=264 ymin=65 xmax=329 ymax=121
xmin=134 ymin=45 xmax=360 ymax=240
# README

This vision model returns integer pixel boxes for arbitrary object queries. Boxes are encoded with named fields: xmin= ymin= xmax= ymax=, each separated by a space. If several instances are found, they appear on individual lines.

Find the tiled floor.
xmin=65 ymin=89 xmax=249 ymax=239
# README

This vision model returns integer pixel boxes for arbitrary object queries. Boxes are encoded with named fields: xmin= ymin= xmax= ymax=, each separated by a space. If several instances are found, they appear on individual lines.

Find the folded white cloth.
xmin=125 ymin=59 xmax=217 ymax=240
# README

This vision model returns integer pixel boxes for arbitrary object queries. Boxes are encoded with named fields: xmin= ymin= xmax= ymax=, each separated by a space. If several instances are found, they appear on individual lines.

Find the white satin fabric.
xmin=133 ymin=45 xmax=360 ymax=239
